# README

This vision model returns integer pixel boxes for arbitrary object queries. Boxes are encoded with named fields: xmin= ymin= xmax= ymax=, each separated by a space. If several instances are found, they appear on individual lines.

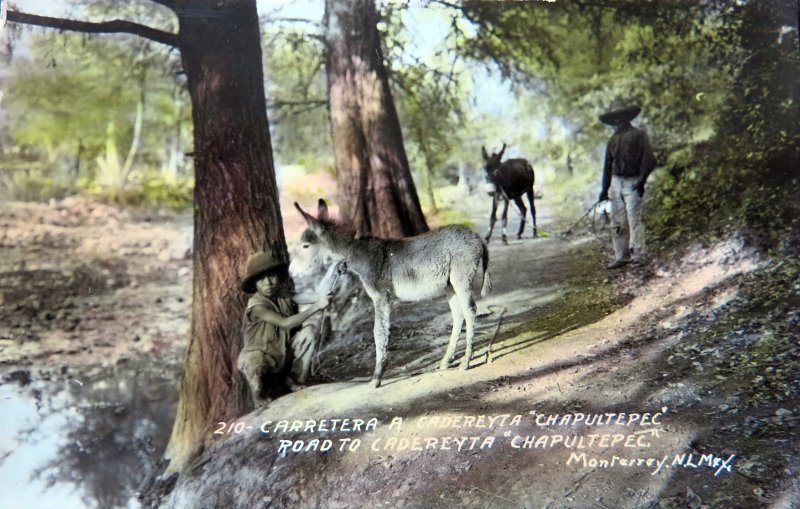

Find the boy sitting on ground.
xmin=238 ymin=250 xmax=334 ymax=406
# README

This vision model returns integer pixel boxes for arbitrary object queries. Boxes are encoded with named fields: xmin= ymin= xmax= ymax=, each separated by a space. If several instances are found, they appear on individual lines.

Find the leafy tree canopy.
xmin=436 ymin=0 xmax=799 ymax=246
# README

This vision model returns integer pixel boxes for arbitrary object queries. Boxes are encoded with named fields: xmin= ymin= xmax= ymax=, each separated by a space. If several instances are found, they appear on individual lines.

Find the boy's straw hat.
xmin=240 ymin=251 xmax=288 ymax=293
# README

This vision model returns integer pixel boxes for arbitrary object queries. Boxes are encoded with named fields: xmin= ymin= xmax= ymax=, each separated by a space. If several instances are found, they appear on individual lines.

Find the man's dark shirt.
xmin=601 ymin=124 xmax=656 ymax=193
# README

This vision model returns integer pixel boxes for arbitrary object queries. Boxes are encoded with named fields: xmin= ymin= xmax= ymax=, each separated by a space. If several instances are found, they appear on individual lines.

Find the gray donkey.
xmin=482 ymin=143 xmax=538 ymax=244
xmin=295 ymin=199 xmax=491 ymax=388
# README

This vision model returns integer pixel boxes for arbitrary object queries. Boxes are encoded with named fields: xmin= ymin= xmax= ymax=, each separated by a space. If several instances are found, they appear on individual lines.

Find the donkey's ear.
xmin=317 ymin=199 xmax=330 ymax=221
xmin=295 ymin=202 xmax=315 ymax=224
xmin=498 ymin=143 xmax=506 ymax=159
xmin=481 ymin=146 xmax=489 ymax=161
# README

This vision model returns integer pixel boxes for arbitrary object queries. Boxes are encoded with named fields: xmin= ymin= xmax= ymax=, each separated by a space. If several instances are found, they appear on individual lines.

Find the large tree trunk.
xmin=325 ymin=0 xmax=428 ymax=238
xmin=163 ymin=0 xmax=287 ymax=473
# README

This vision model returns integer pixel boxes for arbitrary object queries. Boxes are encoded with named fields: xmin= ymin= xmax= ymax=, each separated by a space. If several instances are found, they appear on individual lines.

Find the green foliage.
xmin=451 ymin=1 xmax=734 ymax=152
xmin=2 ymin=10 xmax=191 ymax=198
xmin=11 ymin=172 xmax=73 ymax=202
xmin=448 ymin=0 xmax=798 ymax=249
xmin=539 ymin=162 xmax=598 ymax=227
xmin=4 ymin=0 xmax=796 ymax=241
xmin=646 ymin=0 xmax=800 ymax=250
xmin=0 ymin=151 xmax=69 ymax=202
xmin=424 ymin=204 xmax=474 ymax=230
xmin=393 ymin=52 xmax=468 ymax=207
xmin=4 ymin=161 xmax=193 ymax=209
xmin=262 ymin=25 xmax=331 ymax=169
xmin=79 ymin=170 xmax=194 ymax=210
xmin=647 ymin=152 xmax=799 ymax=250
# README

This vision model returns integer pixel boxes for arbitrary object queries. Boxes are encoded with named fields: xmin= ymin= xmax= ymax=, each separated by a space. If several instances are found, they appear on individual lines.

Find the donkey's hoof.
xmin=370 ymin=378 xmax=382 ymax=388
xmin=459 ymin=361 xmax=470 ymax=371
xmin=501 ymin=236 xmax=508 ymax=245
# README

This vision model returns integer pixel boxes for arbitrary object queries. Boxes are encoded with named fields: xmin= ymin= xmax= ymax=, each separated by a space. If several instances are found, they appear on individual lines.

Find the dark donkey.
xmin=481 ymin=143 xmax=538 ymax=243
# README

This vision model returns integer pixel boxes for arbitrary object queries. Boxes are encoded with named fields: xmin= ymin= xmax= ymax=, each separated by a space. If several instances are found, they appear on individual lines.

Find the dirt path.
xmin=1 ymin=197 xmax=798 ymax=509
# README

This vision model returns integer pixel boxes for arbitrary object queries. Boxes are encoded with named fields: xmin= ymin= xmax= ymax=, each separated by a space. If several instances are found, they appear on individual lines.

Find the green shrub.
xmin=647 ymin=146 xmax=799 ymax=251
xmin=11 ymin=171 xmax=73 ymax=202
xmin=80 ymin=171 xmax=194 ymax=210
xmin=425 ymin=202 xmax=475 ymax=229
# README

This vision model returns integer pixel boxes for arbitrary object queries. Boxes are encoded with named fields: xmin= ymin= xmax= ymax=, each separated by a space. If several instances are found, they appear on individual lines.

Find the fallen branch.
xmin=564 ymin=469 xmax=594 ymax=498
xmin=470 ymin=485 xmax=527 ymax=509
xmin=485 ymin=306 xmax=507 ymax=363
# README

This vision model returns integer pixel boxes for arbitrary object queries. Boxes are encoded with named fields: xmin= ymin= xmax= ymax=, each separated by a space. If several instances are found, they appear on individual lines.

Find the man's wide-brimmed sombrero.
xmin=599 ymin=104 xmax=642 ymax=126
xmin=240 ymin=251 xmax=288 ymax=293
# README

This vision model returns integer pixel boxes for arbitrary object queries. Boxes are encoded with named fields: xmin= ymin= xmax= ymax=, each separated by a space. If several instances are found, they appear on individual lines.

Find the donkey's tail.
xmin=480 ymin=243 xmax=492 ymax=298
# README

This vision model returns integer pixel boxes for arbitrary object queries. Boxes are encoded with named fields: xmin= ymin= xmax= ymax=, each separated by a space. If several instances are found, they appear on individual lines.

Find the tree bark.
xmin=163 ymin=0 xmax=286 ymax=473
xmin=325 ymin=0 xmax=428 ymax=238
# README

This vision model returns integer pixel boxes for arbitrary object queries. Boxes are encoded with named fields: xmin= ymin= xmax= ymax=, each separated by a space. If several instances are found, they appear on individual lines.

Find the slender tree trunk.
xmin=412 ymin=117 xmax=438 ymax=213
xmin=423 ymin=156 xmax=438 ymax=214
xmin=164 ymin=85 xmax=184 ymax=178
xmin=74 ymin=141 xmax=84 ymax=180
xmin=120 ymin=94 xmax=144 ymax=189
xmin=325 ymin=0 xmax=428 ymax=238
xmin=163 ymin=0 xmax=286 ymax=473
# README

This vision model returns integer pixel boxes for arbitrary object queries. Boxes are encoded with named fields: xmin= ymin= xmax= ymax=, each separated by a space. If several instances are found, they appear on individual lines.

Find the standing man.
xmin=598 ymin=102 xmax=656 ymax=269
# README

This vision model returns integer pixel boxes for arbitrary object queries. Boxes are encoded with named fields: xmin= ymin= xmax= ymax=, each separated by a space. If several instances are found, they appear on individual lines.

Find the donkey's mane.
xmin=320 ymin=217 xmax=355 ymax=238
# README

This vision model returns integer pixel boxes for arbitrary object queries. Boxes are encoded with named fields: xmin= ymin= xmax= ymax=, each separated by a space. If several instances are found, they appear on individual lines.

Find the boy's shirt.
xmin=241 ymin=293 xmax=296 ymax=354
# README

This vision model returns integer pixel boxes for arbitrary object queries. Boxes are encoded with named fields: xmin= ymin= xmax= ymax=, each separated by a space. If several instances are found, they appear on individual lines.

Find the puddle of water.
xmin=0 ymin=361 xmax=179 ymax=509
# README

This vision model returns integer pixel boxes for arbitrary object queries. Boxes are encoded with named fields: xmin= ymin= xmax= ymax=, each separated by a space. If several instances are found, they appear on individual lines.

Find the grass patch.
xmin=510 ymin=242 xmax=628 ymax=339
xmin=79 ymin=171 xmax=194 ymax=211
xmin=424 ymin=204 xmax=475 ymax=229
